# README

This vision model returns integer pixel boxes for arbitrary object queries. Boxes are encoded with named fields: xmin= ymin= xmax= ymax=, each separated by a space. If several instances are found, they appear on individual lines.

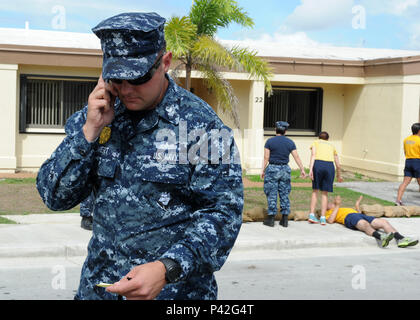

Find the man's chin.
xmin=123 ymin=101 xmax=144 ymax=111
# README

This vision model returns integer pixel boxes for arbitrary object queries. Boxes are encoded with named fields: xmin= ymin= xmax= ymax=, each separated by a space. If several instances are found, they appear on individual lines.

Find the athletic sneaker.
xmin=397 ymin=237 xmax=419 ymax=248
xmin=380 ymin=232 xmax=394 ymax=248
xmin=394 ymin=201 xmax=404 ymax=206
xmin=320 ymin=216 xmax=327 ymax=225
xmin=308 ymin=213 xmax=320 ymax=224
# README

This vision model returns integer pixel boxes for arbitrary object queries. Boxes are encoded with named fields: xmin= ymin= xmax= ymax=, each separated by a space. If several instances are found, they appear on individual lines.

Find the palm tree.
xmin=165 ymin=0 xmax=273 ymax=127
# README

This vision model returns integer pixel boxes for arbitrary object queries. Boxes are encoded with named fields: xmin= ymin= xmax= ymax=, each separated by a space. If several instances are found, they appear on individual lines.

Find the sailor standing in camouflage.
xmin=36 ymin=12 xmax=243 ymax=300
xmin=261 ymin=121 xmax=306 ymax=228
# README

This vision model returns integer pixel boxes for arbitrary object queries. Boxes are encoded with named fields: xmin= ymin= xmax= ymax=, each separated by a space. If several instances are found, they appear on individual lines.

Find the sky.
xmin=1 ymin=0 xmax=420 ymax=51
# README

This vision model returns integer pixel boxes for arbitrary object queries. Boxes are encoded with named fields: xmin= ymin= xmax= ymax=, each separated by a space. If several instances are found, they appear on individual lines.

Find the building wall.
xmin=341 ymin=76 xmax=420 ymax=181
xmin=16 ymin=65 xmax=101 ymax=171
xmin=243 ymin=81 xmax=346 ymax=174
xmin=0 ymin=64 xmax=18 ymax=172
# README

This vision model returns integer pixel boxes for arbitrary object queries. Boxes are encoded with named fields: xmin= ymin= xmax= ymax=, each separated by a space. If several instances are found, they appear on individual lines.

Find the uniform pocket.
xmin=136 ymin=163 xmax=190 ymax=185
xmin=97 ymin=158 xmax=118 ymax=178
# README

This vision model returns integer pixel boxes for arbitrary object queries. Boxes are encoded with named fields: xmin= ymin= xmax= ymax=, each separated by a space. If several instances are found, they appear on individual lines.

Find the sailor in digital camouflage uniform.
xmin=36 ymin=12 xmax=243 ymax=300
xmin=261 ymin=121 xmax=306 ymax=228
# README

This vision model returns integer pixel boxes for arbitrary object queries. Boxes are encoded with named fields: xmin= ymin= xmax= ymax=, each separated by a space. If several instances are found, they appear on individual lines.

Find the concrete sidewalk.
xmin=0 ymin=213 xmax=419 ymax=259
xmin=339 ymin=181 xmax=420 ymax=206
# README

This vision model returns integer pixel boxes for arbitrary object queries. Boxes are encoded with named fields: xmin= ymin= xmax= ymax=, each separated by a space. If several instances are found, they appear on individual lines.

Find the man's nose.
xmin=119 ymin=80 xmax=135 ymax=95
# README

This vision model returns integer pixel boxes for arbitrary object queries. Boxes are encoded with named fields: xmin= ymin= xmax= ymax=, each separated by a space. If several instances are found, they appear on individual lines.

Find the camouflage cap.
xmin=92 ymin=12 xmax=166 ymax=80
xmin=275 ymin=121 xmax=290 ymax=130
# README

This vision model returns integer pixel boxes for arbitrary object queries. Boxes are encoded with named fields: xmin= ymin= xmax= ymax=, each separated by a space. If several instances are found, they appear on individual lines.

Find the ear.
xmin=162 ymin=51 xmax=172 ymax=73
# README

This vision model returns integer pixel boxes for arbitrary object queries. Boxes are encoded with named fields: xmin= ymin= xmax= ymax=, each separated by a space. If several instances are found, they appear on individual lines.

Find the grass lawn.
xmin=244 ymin=187 xmax=395 ymax=213
xmin=246 ymin=168 xmax=310 ymax=183
xmin=245 ymin=168 xmax=384 ymax=184
xmin=0 ymin=172 xmax=393 ymax=222
xmin=0 ymin=178 xmax=37 ymax=185
xmin=0 ymin=216 xmax=17 ymax=224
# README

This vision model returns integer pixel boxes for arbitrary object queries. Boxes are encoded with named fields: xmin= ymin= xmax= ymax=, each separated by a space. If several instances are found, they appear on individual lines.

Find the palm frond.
xmin=190 ymin=0 xmax=221 ymax=36
xmin=229 ymin=46 xmax=273 ymax=95
xmin=193 ymin=37 xmax=273 ymax=94
xmin=192 ymin=36 xmax=239 ymax=71
xmin=215 ymin=0 xmax=254 ymax=29
xmin=165 ymin=16 xmax=197 ymax=58
xmin=190 ymin=0 xmax=254 ymax=36
xmin=165 ymin=1 xmax=272 ymax=128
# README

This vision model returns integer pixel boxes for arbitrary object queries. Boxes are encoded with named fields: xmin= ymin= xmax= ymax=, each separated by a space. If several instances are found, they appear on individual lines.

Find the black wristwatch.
xmin=159 ymin=258 xmax=182 ymax=283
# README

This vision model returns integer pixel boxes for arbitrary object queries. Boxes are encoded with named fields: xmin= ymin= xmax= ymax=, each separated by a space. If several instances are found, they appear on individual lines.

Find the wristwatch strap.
xmin=159 ymin=258 xmax=182 ymax=283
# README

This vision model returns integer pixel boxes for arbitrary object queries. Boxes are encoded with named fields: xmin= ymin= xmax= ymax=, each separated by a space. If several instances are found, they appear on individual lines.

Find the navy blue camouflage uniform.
xmin=36 ymin=12 xmax=243 ymax=300
xmin=64 ymin=120 xmax=94 ymax=220
xmin=264 ymin=164 xmax=292 ymax=216
xmin=263 ymin=122 xmax=296 ymax=216
xmin=79 ymin=195 xmax=93 ymax=218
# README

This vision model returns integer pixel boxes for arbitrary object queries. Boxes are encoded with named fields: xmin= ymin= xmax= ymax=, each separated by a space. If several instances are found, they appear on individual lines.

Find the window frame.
xmin=263 ymin=86 xmax=323 ymax=137
xmin=19 ymin=74 xmax=98 ymax=134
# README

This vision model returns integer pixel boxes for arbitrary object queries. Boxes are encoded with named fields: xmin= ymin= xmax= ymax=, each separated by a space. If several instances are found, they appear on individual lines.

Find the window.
xmin=263 ymin=86 xmax=323 ymax=136
xmin=19 ymin=75 xmax=97 ymax=132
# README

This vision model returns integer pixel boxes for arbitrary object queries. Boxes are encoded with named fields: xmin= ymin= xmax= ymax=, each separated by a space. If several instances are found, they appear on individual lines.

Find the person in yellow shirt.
xmin=308 ymin=131 xmax=342 ymax=225
xmin=326 ymin=195 xmax=418 ymax=248
xmin=396 ymin=123 xmax=420 ymax=206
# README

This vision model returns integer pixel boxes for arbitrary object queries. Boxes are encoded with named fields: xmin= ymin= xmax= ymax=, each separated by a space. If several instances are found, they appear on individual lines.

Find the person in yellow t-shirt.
xmin=308 ymin=131 xmax=342 ymax=225
xmin=326 ymin=195 xmax=418 ymax=248
xmin=396 ymin=123 xmax=420 ymax=206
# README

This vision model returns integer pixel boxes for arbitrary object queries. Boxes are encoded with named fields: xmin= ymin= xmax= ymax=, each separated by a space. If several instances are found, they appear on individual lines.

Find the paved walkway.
xmin=339 ymin=181 xmax=420 ymax=206
xmin=0 ymin=213 xmax=419 ymax=259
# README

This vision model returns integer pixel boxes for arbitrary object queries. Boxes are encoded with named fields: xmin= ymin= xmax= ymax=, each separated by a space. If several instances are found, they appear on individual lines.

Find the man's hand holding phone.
xmin=83 ymin=75 xmax=118 ymax=142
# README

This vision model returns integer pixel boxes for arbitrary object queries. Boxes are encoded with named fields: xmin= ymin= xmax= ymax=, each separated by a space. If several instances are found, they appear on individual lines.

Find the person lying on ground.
xmin=325 ymin=195 xmax=418 ymax=248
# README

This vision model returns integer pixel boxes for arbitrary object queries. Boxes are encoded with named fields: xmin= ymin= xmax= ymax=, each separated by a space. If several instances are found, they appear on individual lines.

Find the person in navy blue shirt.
xmin=261 ymin=121 xmax=306 ymax=228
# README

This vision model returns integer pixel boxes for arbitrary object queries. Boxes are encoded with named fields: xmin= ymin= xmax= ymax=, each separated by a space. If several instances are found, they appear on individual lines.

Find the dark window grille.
xmin=20 ymin=75 xmax=97 ymax=132
xmin=264 ymin=87 xmax=323 ymax=135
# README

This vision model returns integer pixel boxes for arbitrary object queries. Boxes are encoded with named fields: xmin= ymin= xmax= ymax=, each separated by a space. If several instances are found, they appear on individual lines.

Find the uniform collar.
xmin=154 ymin=75 xmax=180 ymax=126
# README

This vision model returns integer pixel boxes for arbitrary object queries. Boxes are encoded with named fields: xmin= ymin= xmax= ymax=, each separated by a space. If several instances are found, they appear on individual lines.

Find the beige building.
xmin=1 ymin=28 xmax=420 ymax=181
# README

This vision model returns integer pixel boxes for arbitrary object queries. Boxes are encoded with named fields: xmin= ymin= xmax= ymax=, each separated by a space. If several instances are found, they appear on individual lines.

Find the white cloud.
xmin=358 ymin=1 xmax=419 ymax=49
xmin=360 ymin=0 xmax=418 ymax=15
xmin=283 ymin=0 xmax=355 ymax=31
xmin=393 ymin=0 xmax=419 ymax=14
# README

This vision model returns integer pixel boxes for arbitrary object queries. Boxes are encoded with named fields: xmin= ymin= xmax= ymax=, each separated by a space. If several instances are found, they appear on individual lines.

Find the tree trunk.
xmin=185 ymin=63 xmax=192 ymax=92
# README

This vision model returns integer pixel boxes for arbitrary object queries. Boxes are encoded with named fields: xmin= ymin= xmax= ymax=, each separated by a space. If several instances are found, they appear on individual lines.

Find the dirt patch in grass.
xmin=0 ymin=183 xmax=79 ymax=215
xmin=0 ymin=172 xmax=37 ymax=179
xmin=244 ymin=168 xmax=385 ymax=188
